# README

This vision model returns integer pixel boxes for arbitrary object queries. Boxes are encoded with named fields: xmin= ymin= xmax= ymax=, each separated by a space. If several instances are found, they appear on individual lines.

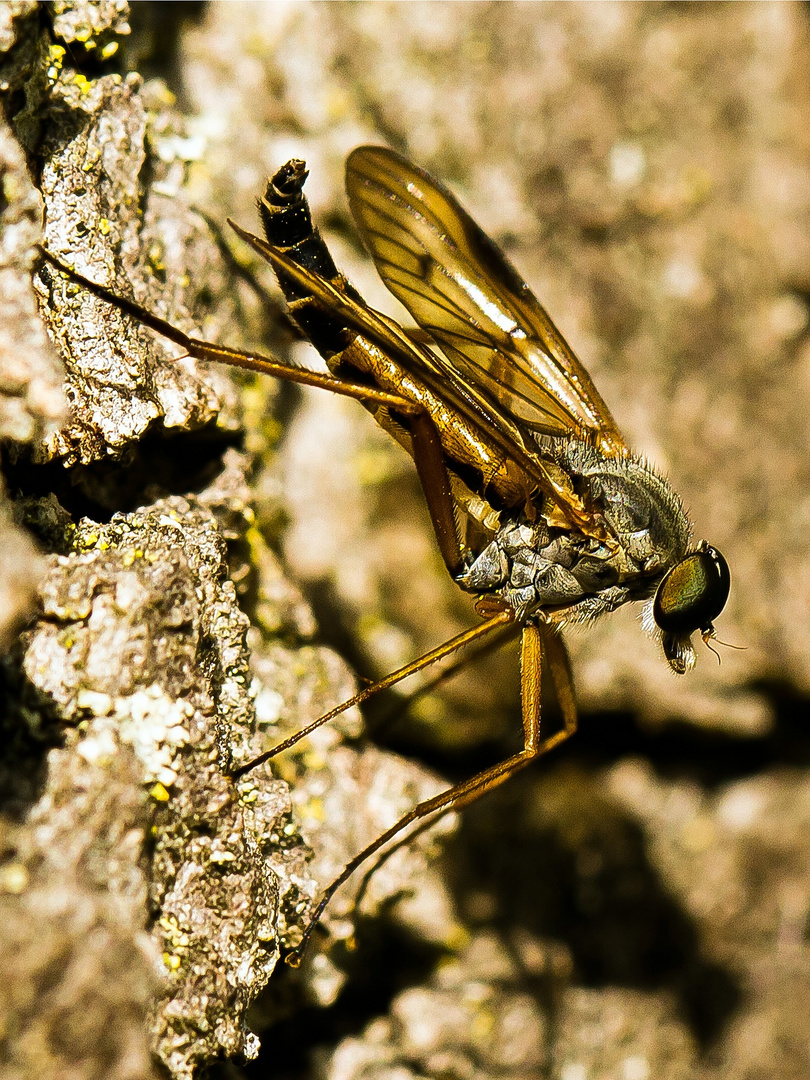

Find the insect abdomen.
xmin=258 ymin=160 xmax=535 ymax=516
xmin=258 ymin=160 xmax=365 ymax=360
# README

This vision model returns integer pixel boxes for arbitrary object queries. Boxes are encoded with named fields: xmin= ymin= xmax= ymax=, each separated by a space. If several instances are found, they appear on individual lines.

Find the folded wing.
xmin=345 ymin=145 xmax=626 ymax=457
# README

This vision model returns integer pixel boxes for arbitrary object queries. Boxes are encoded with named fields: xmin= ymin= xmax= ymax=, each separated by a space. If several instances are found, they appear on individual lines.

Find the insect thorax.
xmin=457 ymin=439 xmax=691 ymax=625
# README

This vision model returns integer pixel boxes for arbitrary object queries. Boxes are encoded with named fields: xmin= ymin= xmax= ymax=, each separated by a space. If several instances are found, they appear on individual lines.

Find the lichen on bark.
xmin=0 ymin=6 xmax=459 ymax=1079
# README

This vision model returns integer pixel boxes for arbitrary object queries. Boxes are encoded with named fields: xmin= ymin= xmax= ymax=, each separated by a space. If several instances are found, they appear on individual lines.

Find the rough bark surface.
xmin=1 ymin=3 xmax=809 ymax=1080
xmin=1 ymin=5 xmax=455 ymax=1080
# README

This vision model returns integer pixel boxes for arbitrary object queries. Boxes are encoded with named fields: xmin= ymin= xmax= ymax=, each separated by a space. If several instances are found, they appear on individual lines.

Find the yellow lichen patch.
xmin=0 ymin=862 xmax=29 ymax=895
xmin=150 ymin=781 xmax=171 ymax=803
xmin=47 ymin=44 xmax=66 ymax=83
xmin=443 ymin=924 xmax=472 ymax=954
xmin=146 ymin=242 xmax=166 ymax=274
xmin=71 ymin=73 xmax=92 ymax=96
xmin=299 ymin=796 xmax=325 ymax=824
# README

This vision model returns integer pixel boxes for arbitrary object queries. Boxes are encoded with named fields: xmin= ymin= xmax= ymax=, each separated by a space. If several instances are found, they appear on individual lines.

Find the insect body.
xmin=40 ymin=146 xmax=730 ymax=962
xmin=241 ymin=148 xmax=729 ymax=674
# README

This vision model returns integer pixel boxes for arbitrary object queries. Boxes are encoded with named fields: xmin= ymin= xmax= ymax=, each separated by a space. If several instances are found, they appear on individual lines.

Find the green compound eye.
xmin=653 ymin=545 xmax=730 ymax=635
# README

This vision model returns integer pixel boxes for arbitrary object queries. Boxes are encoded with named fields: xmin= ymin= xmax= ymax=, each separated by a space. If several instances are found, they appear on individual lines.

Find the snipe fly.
xmin=40 ymin=146 xmax=730 ymax=964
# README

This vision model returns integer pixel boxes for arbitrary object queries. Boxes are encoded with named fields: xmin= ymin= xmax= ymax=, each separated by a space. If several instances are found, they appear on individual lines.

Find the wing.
xmin=345 ymin=145 xmax=627 ymax=457
xmin=229 ymin=220 xmax=603 ymax=537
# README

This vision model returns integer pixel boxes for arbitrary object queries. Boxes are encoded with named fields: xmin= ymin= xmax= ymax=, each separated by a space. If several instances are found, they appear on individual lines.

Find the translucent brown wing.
xmin=345 ymin=145 xmax=626 ymax=457
xmin=229 ymin=221 xmax=602 ymax=536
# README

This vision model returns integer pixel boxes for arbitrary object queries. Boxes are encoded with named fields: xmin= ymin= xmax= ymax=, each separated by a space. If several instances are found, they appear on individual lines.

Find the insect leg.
xmin=408 ymin=407 xmax=466 ymax=577
xmin=439 ymin=622 xmax=578 ymax=812
xmin=348 ymin=625 xmax=574 ymax=916
xmin=285 ymin=623 xmax=578 ymax=965
xmin=367 ymin=619 xmax=520 ymax=740
xmin=194 ymin=207 xmax=283 ymax=308
xmin=230 ymin=608 xmax=515 ymax=780
xmin=36 ymin=248 xmax=417 ymax=412
xmin=539 ymin=623 xmax=578 ymax=738
xmin=235 ymin=229 xmax=467 ymax=575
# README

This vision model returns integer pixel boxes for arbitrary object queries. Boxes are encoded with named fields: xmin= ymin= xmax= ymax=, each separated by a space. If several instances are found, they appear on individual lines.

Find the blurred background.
xmin=12 ymin=3 xmax=810 ymax=1079
xmin=161 ymin=5 xmax=810 ymax=1077
xmin=164 ymin=0 xmax=808 ymax=738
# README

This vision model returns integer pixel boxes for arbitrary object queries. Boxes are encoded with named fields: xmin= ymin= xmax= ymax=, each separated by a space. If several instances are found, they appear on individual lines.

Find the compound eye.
xmin=653 ymin=545 xmax=730 ymax=635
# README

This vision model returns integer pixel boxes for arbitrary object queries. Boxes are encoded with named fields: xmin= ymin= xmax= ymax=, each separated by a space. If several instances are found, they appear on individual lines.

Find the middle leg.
xmin=230 ymin=607 xmax=515 ymax=779
xmin=286 ymin=622 xmax=579 ymax=963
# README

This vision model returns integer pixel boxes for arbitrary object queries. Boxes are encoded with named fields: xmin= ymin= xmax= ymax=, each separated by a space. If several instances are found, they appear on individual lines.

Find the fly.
xmin=39 ymin=146 xmax=730 ymax=965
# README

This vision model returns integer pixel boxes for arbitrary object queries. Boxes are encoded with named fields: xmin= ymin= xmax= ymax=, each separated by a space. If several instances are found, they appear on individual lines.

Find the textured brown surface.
xmin=1 ymin=3 xmax=809 ymax=1079
xmin=0 ymin=12 xmax=64 ymax=651
xmin=180 ymin=1 xmax=810 ymax=741
xmin=0 ymin=4 xmax=455 ymax=1079
xmin=181 ymin=5 xmax=810 ymax=1078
